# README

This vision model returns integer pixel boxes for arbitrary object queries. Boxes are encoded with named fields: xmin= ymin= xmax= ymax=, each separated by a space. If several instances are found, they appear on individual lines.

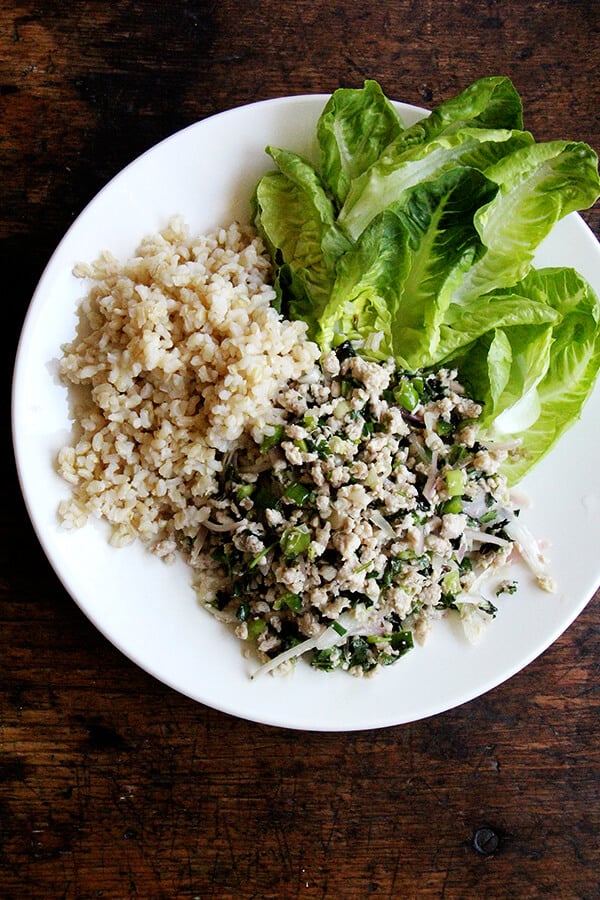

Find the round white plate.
xmin=12 ymin=95 xmax=600 ymax=731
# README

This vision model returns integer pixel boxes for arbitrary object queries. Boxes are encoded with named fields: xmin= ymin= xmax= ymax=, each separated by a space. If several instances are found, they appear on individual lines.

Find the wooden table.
xmin=2 ymin=2 xmax=599 ymax=896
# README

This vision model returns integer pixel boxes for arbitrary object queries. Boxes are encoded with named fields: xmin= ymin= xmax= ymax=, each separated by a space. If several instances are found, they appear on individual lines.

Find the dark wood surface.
xmin=2 ymin=2 xmax=599 ymax=897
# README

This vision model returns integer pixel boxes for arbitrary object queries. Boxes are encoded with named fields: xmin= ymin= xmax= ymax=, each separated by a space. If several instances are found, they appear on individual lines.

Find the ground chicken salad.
xmin=57 ymin=77 xmax=600 ymax=677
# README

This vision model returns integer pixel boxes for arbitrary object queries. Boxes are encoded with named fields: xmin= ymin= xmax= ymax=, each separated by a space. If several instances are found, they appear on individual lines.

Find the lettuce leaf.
xmin=451 ymin=140 xmax=600 ymax=303
xmin=465 ymin=269 xmax=600 ymax=482
xmin=338 ymin=126 xmax=533 ymax=240
xmin=252 ymin=146 xmax=351 ymax=332
xmin=318 ymin=166 xmax=497 ymax=367
xmin=317 ymin=79 xmax=404 ymax=208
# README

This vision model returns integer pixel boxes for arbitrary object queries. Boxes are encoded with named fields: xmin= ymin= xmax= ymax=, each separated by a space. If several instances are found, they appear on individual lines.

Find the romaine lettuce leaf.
xmin=317 ymin=80 xmax=404 ymax=208
xmin=338 ymin=126 xmax=533 ymax=240
xmin=436 ymin=289 xmax=561 ymax=362
xmin=485 ymin=269 xmax=600 ymax=481
xmin=451 ymin=140 xmax=600 ymax=303
xmin=317 ymin=167 xmax=497 ymax=364
xmin=252 ymin=146 xmax=350 ymax=333
xmin=383 ymin=74 xmax=523 ymax=160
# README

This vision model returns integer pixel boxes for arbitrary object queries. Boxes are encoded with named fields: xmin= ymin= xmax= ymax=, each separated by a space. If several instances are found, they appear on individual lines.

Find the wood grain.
xmin=2 ymin=1 xmax=599 ymax=897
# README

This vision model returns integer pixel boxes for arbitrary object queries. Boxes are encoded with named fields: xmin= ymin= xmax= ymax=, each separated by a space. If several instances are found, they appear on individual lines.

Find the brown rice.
xmin=57 ymin=218 xmax=319 ymax=552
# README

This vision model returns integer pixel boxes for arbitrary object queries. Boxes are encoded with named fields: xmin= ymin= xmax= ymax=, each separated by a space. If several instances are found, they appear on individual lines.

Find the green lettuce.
xmin=317 ymin=79 xmax=404 ymax=208
xmin=252 ymin=146 xmax=351 ymax=331
xmin=337 ymin=126 xmax=533 ymax=241
xmin=451 ymin=269 xmax=600 ymax=481
xmin=318 ymin=166 xmax=498 ymax=368
xmin=451 ymin=140 xmax=600 ymax=303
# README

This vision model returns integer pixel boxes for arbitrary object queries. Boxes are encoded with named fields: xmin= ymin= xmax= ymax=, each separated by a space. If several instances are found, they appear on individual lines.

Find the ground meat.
xmin=194 ymin=357 xmax=526 ymax=675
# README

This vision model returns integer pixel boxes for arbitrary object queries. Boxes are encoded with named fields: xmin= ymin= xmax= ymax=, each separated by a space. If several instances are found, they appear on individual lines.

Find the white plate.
xmin=12 ymin=95 xmax=600 ymax=731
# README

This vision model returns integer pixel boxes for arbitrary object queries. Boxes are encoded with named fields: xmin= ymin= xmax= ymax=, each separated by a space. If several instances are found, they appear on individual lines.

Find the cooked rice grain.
xmin=57 ymin=218 xmax=319 ymax=548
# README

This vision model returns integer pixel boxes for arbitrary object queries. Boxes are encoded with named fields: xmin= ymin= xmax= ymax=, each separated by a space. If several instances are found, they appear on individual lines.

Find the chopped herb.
xmin=436 ymin=418 xmax=454 ymax=437
xmin=496 ymin=580 xmax=518 ymax=596
xmin=214 ymin=590 xmax=231 ymax=611
xmin=312 ymin=647 xmax=342 ymax=671
xmin=335 ymin=340 xmax=356 ymax=361
xmin=389 ymin=630 xmax=414 ymax=655
xmin=273 ymin=592 xmax=303 ymax=612
xmin=478 ymin=599 xmax=498 ymax=617
xmin=236 ymin=602 xmax=250 ymax=622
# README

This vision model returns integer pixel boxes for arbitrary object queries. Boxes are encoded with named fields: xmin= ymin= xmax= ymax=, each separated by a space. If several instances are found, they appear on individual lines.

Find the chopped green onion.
xmin=442 ymin=497 xmax=463 ymax=514
xmin=315 ymin=439 xmax=331 ymax=458
xmin=394 ymin=382 xmax=419 ymax=412
xmin=284 ymin=482 xmax=313 ymax=505
xmin=246 ymin=618 xmax=266 ymax=640
xmin=333 ymin=400 xmax=351 ymax=420
xmin=248 ymin=540 xmax=278 ymax=569
xmin=260 ymin=424 xmax=284 ymax=452
xmin=280 ymin=525 xmax=311 ymax=558
xmin=236 ymin=484 xmax=255 ymax=500
xmin=331 ymin=620 xmax=347 ymax=636
xmin=412 ymin=376 xmax=424 ymax=396
xmin=442 ymin=568 xmax=461 ymax=596
xmin=445 ymin=468 xmax=465 ymax=497
xmin=312 ymin=647 xmax=342 ymax=671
